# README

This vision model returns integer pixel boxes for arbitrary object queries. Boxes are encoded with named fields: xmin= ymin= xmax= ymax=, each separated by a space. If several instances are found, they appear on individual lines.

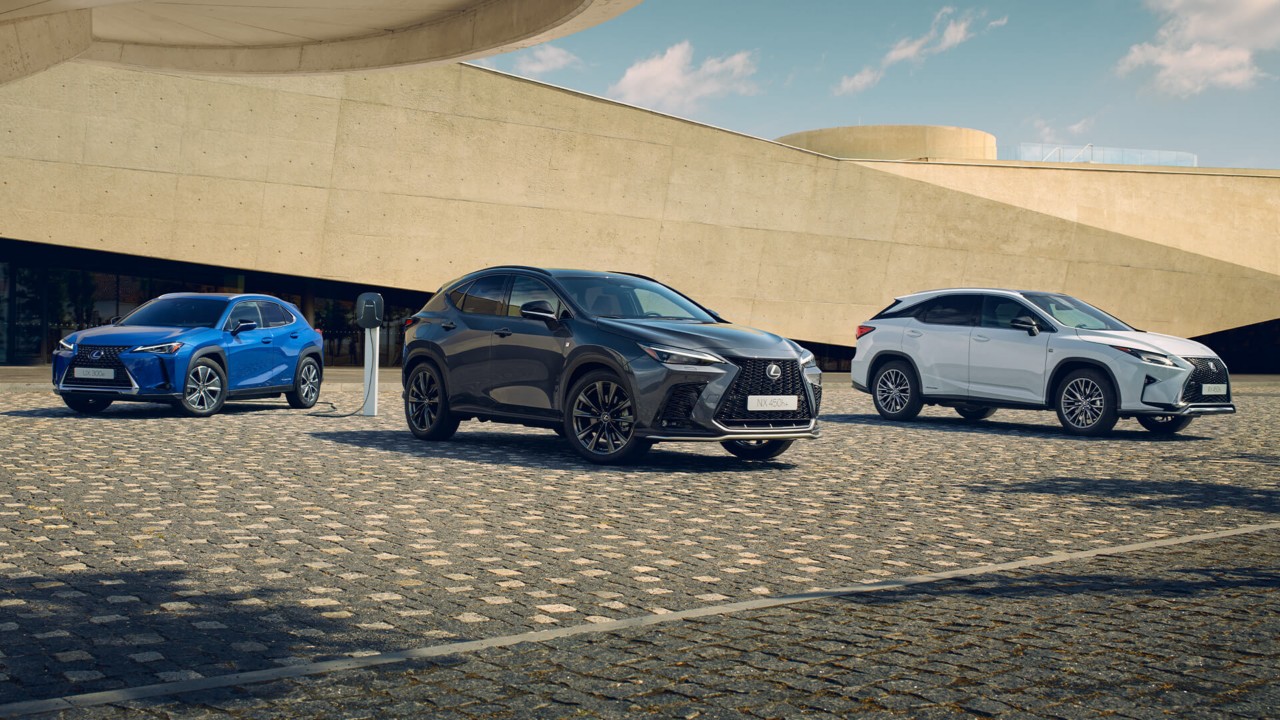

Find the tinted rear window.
xmin=916 ymin=295 xmax=979 ymax=326
xmin=461 ymin=275 xmax=509 ymax=316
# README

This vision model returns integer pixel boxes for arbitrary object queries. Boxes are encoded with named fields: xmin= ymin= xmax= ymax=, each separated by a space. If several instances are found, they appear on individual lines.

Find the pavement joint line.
xmin=3 ymin=521 xmax=1278 ymax=718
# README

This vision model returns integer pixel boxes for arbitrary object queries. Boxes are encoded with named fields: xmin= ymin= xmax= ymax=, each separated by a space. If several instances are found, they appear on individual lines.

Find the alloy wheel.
xmin=407 ymin=369 xmax=440 ymax=432
xmin=299 ymin=363 xmax=320 ymax=404
xmin=875 ymin=368 xmax=911 ymax=413
xmin=185 ymin=364 xmax=222 ymax=412
xmin=1061 ymin=377 xmax=1105 ymax=428
xmin=572 ymin=380 xmax=636 ymax=455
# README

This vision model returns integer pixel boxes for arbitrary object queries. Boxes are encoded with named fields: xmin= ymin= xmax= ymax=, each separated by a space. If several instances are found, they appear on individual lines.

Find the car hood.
xmin=1076 ymin=329 xmax=1218 ymax=359
xmin=596 ymin=318 xmax=798 ymax=357
xmin=69 ymin=325 xmax=207 ymax=348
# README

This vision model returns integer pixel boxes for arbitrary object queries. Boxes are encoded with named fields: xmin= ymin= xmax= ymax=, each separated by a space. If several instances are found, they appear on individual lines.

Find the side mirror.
xmin=231 ymin=320 xmax=258 ymax=334
xmin=109 ymin=316 xmax=122 ymax=325
xmin=520 ymin=300 xmax=558 ymax=323
xmin=1010 ymin=316 xmax=1040 ymax=336
xmin=708 ymin=309 xmax=726 ymax=323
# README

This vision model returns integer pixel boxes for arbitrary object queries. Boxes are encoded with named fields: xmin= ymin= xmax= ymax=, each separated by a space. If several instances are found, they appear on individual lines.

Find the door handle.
xmin=906 ymin=329 xmax=923 ymax=337
xmin=261 ymin=337 xmax=273 ymax=344
xmin=441 ymin=321 xmax=456 ymax=331
xmin=289 ymin=332 xmax=299 ymax=339
xmin=494 ymin=328 xmax=513 ymax=338
xmin=973 ymin=334 xmax=990 ymax=342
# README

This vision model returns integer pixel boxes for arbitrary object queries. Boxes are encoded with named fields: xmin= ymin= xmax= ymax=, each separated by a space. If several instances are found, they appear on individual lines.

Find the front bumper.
xmin=627 ymin=353 xmax=823 ymax=442
xmin=53 ymin=347 xmax=185 ymax=400
xmin=1132 ymin=403 xmax=1235 ymax=417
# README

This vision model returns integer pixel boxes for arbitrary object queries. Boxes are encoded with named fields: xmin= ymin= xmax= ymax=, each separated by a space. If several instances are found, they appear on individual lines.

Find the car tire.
xmin=1136 ymin=414 xmax=1193 ymax=435
xmin=564 ymin=370 xmax=651 ymax=464
xmin=179 ymin=358 xmax=227 ymax=417
xmin=872 ymin=360 xmax=923 ymax=421
xmin=287 ymin=356 xmax=322 ymax=409
xmin=63 ymin=394 xmax=112 ymax=414
xmin=1055 ymin=368 xmax=1118 ymax=436
xmin=955 ymin=406 xmax=996 ymax=421
xmin=404 ymin=363 xmax=459 ymax=441
xmin=721 ymin=439 xmax=794 ymax=460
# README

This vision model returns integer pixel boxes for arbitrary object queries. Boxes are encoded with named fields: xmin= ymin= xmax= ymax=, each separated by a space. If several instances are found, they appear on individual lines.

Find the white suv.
xmin=850 ymin=289 xmax=1235 ymax=436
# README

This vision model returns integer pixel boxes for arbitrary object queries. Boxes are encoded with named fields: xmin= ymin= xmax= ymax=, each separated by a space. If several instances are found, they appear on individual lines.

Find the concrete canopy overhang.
xmin=1 ymin=0 xmax=640 ymax=78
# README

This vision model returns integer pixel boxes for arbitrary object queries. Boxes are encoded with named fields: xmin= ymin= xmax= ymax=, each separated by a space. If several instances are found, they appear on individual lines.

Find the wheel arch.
xmin=868 ymin=351 xmax=921 ymax=387
xmin=1047 ymin=358 xmax=1121 ymax=406
xmin=188 ymin=346 xmax=227 ymax=374
xmin=296 ymin=347 xmax=323 ymax=381
xmin=561 ymin=352 xmax=631 ymax=412
xmin=403 ymin=343 xmax=447 ymax=387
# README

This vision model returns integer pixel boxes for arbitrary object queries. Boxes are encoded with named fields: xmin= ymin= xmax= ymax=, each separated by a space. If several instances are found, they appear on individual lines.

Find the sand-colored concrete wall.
xmin=777 ymin=125 xmax=997 ymax=161
xmin=0 ymin=61 xmax=1276 ymax=344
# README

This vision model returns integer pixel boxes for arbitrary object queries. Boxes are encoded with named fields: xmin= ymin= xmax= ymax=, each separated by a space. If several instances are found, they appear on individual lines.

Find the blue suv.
xmin=53 ymin=293 xmax=323 ymax=416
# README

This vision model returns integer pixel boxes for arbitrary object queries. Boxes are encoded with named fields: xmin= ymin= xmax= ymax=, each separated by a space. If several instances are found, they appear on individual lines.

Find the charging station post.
xmin=355 ymin=292 xmax=384 ymax=416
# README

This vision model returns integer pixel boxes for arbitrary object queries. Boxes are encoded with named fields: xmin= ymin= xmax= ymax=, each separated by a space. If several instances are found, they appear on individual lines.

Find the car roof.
xmin=895 ymin=288 xmax=1067 ymax=302
xmin=467 ymin=266 xmax=657 ymax=281
xmin=153 ymin=292 xmax=284 ymax=302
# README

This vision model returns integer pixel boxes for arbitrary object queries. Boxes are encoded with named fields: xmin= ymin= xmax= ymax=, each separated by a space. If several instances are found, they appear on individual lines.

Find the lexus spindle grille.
xmin=1181 ymin=357 xmax=1230 ymax=404
xmin=715 ymin=358 xmax=813 ymax=428
xmin=66 ymin=345 xmax=132 ymax=388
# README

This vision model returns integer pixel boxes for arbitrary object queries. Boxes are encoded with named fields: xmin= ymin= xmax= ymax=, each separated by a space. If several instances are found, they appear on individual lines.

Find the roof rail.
xmin=486 ymin=265 xmax=552 ymax=276
xmin=611 ymin=270 xmax=658 ymax=282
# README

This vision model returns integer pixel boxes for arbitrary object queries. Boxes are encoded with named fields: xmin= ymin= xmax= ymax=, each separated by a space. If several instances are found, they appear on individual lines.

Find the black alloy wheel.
xmin=1055 ymin=368 xmax=1118 ymax=436
xmin=62 ymin=394 xmax=113 ymax=414
xmin=405 ymin=363 xmax=459 ymax=441
xmin=721 ymin=439 xmax=794 ymax=460
xmin=1136 ymin=414 xmax=1194 ymax=435
xmin=287 ymin=357 xmax=322 ymax=409
xmin=955 ymin=406 xmax=996 ymax=421
xmin=565 ymin=370 xmax=651 ymax=464
xmin=872 ymin=360 xmax=923 ymax=421
xmin=179 ymin=358 xmax=227 ymax=417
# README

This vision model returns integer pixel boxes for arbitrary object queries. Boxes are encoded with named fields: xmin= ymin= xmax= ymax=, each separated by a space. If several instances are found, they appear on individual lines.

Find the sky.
xmin=479 ymin=0 xmax=1280 ymax=169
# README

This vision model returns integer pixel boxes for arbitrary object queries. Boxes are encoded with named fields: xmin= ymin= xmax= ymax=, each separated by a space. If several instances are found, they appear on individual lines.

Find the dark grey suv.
xmin=401 ymin=267 xmax=822 ymax=464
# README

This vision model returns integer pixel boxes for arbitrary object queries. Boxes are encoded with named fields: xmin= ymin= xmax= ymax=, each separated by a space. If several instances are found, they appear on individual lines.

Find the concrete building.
xmin=1 ymin=4 xmax=1277 ymax=370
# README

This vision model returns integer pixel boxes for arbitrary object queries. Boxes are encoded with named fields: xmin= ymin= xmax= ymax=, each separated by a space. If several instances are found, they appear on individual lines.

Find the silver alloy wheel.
xmin=1061 ymin=377 xmax=1105 ymax=428
xmin=185 ymin=364 xmax=222 ymax=412
xmin=406 ymin=369 xmax=440 ymax=432
xmin=875 ymin=368 xmax=911 ymax=413
xmin=572 ymin=380 xmax=635 ymax=455
xmin=299 ymin=362 xmax=320 ymax=403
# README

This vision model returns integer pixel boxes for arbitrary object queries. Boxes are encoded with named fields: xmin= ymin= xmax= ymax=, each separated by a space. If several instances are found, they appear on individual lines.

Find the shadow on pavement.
xmin=821 ymin=413 xmax=1211 ymax=442
xmin=0 ymin=569 xmax=443 ymax=707
xmin=965 ymin=476 xmax=1280 ymax=513
xmin=309 ymin=429 xmax=797 ymax=473
xmin=1 ymin=401 xmax=297 ymax=420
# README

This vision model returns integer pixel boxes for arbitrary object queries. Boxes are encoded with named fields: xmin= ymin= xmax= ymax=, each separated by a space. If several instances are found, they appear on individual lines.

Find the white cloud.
xmin=1067 ymin=116 xmax=1095 ymax=136
xmin=1034 ymin=115 xmax=1097 ymax=144
xmin=513 ymin=45 xmax=582 ymax=78
xmin=1118 ymin=0 xmax=1280 ymax=96
xmin=607 ymin=41 xmax=759 ymax=114
xmin=987 ymin=16 xmax=1008 ymax=30
xmin=834 ymin=7 xmax=998 ymax=96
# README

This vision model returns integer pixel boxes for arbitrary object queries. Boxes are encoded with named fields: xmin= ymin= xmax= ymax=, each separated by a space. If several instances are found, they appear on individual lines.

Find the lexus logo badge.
xmin=766 ymin=363 xmax=782 ymax=381
xmin=1209 ymin=361 xmax=1217 ymax=372
xmin=90 ymin=350 xmax=104 ymax=360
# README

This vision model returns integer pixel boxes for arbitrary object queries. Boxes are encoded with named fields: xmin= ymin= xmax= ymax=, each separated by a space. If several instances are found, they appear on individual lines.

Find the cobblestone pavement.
xmin=2 ymin=382 xmax=1278 ymax=717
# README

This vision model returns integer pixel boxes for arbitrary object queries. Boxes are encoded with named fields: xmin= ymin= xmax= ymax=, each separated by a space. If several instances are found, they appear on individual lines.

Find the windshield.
xmin=1022 ymin=293 xmax=1132 ymax=331
xmin=118 ymin=297 xmax=229 ymax=328
xmin=559 ymin=276 xmax=715 ymax=322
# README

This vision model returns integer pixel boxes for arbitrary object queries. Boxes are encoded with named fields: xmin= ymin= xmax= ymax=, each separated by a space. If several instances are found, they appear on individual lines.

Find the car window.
xmin=559 ymin=276 xmax=715 ymax=322
xmin=260 ymin=302 xmax=294 ymax=328
xmin=1023 ymin=293 xmax=1132 ymax=331
xmin=981 ymin=296 xmax=1037 ymax=329
xmin=916 ymin=295 xmax=979 ymax=326
xmin=225 ymin=301 xmax=263 ymax=330
xmin=421 ymin=292 xmax=448 ymax=313
xmin=461 ymin=275 xmax=509 ymax=316
xmin=118 ymin=297 xmax=228 ymax=328
xmin=507 ymin=276 xmax=563 ymax=318
xmin=447 ymin=281 xmax=472 ymax=309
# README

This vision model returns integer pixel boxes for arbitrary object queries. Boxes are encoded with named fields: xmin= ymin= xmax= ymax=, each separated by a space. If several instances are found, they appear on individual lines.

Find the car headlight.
xmin=798 ymin=348 xmax=817 ymax=368
xmin=58 ymin=338 xmax=74 ymax=352
xmin=133 ymin=342 xmax=184 ymax=355
xmin=639 ymin=343 xmax=724 ymax=366
xmin=1111 ymin=346 xmax=1175 ymax=367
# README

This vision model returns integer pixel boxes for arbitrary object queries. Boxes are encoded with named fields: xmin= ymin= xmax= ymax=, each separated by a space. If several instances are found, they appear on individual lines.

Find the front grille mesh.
xmin=715 ymin=358 xmax=814 ymax=428
xmin=1181 ymin=357 xmax=1230 ymax=404
xmin=66 ymin=345 xmax=132 ymax=388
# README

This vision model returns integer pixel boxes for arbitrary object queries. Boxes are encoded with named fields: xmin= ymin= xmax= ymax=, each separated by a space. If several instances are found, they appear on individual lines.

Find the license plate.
xmin=1201 ymin=383 xmax=1227 ymax=395
xmin=74 ymin=367 xmax=114 ymax=380
xmin=748 ymin=395 xmax=798 ymax=411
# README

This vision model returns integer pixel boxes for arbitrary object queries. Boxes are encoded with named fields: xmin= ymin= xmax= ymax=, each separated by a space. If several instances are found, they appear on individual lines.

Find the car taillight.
xmin=856 ymin=325 xmax=875 ymax=339
xmin=403 ymin=318 xmax=417 ymax=330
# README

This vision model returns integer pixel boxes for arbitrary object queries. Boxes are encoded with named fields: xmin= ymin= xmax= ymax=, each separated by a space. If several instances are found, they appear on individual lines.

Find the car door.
xmin=968 ymin=295 xmax=1053 ymax=404
xmin=901 ymin=294 xmax=978 ymax=398
xmin=259 ymin=300 xmax=298 ymax=387
xmin=222 ymin=301 xmax=274 ymax=390
xmin=488 ymin=275 xmax=571 ymax=417
xmin=443 ymin=273 xmax=511 ymax=410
